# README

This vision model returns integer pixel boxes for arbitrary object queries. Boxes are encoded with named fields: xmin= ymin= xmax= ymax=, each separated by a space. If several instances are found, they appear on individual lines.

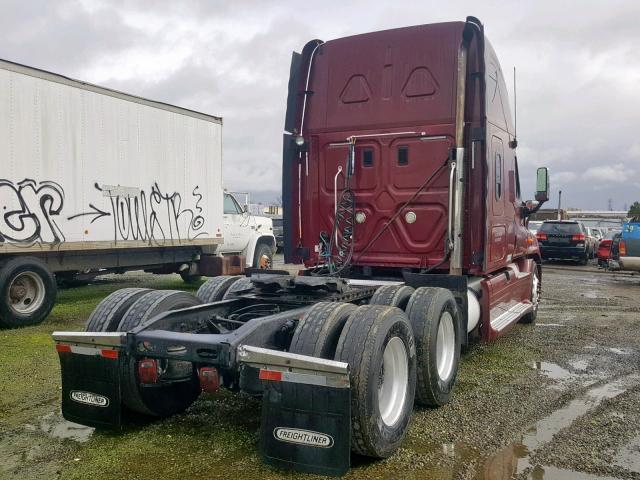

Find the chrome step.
xmin=490 ymin=302 xmax=533 ymax=331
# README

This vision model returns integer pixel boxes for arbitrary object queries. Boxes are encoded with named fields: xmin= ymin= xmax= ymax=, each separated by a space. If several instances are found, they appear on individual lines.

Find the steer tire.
xmin=335 ymin=305 xmax=416 ymax=458
xmin=85 ymin=288 xmax=152 ymax=332
xmin=0 ymin=257 xmax=57 ymax=329
xmin=520 ymin=266 xmax=541 ymax=325
xmin=369 ymin=285 xmax=415 ymax=310
xmin=253 ymin=242 xmax=273 ymax=269
xmin=289 ymin=302 xmax=356 ymax=359
xmin=117 ymin=290 xmax=202 ymax=417
xmin=222 ymin=276 xmax=254 ymax=300
xmin=406 ymin=287 xmax=461 ymax=407
xmin=196 ymin=276 xmax=241 ymax=303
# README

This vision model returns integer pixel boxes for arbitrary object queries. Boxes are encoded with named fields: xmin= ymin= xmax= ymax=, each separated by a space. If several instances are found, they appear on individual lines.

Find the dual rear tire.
xmin=0 ymin=257 xmax=56 ymax=328
xmin=86 ymin=288 xmax=202 ymax=417
xmin=288 ymin=285 xmax=463 ymax=458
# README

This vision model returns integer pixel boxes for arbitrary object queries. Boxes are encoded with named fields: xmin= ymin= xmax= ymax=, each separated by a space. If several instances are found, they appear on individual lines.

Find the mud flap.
xmin=53 ymin=332 xmax=126 ymax=429
xmin=58 ymin=351 xmax=122 ymax=429
xmin=238 ymin=345 xmax=351 ymax=476
xmin=261 ymin=381 xmax=350 ymax=476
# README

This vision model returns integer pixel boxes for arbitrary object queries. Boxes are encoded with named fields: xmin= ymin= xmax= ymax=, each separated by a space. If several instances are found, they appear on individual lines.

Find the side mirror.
xmin=535 ymin=167 xmax=550 ymax=203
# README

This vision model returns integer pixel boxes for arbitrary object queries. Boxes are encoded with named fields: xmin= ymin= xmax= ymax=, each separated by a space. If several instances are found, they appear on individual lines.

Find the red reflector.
xmin=199 ymin=367 xmax=220 ymax=393
xmin=55 ymin=343 xmax=72 ymax=353
xmin=259 ymin=369 xmax=283 ymax=382
xmin=536 ymin=233 xmax=547 ymax=241
xmin=100 ymin=349 xmax=119 ymax=359
xmin=138 ymin=358 xmax=159 ymax=384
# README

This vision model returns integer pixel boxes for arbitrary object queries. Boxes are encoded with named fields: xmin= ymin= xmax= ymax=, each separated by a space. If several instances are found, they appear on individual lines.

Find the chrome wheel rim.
xmin=8 ymin=272 xmax=45 ymax=315
xmin=258 ymin=254 xmax=272 ymax=269
xmin=531 ymin=271 xmax=540 ymax=307
xmin=436 ymin=312 xmax=456 ymax=382
xmin=378 ymin=336 xmax=409 ymax=426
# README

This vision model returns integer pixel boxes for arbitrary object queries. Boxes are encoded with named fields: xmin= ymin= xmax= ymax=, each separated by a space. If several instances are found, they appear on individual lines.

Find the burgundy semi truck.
xmin=53 ymin=17 xmax=549 ymax=476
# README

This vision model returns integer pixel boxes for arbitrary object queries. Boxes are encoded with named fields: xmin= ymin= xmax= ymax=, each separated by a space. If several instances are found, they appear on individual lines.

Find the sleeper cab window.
xmin=362 ymin=148 xmax=374 ymax=167
xmin=398 ymin=146 xmax=409 ymax=166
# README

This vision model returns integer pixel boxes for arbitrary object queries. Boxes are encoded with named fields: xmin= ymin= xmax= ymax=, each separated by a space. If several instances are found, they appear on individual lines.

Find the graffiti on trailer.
xmin=0 ymin=179 xmax=65 ymax=246
xmin=68 ymin=182 xmax=207 ymax=244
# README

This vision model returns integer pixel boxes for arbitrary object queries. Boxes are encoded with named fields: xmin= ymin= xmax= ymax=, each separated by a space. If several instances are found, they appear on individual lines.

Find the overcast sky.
xmin=2 ymin=0 xmax=639 ymax=210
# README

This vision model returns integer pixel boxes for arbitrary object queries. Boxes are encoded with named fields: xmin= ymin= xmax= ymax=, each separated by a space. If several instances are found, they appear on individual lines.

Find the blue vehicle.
xmin=619 ymin=219 xmax=640 ymax=272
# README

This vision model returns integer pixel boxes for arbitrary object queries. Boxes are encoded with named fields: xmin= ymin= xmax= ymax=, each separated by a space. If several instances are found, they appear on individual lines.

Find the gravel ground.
xmin=1 ymin=259 xmax=639 ymax=479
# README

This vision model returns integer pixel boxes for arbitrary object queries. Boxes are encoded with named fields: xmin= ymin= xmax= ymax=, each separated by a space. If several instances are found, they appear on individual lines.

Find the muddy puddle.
xmin=407 ymin=374 xmax=640 ymax=480
xmin=26 ymin=411 xmax=94 ymax=443
xmin=531 ymin=361 xmax=574 ymax=381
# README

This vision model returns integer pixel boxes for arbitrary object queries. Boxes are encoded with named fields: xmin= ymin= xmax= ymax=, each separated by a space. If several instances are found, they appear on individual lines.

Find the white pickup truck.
xmin=220 ymin=192 xmax=276 ymax=270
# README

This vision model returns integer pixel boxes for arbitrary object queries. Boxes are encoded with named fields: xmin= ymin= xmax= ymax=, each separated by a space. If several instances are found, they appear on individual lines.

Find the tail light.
xmin=620 ymin=240 xmax=627 ymax=256
xmin=572 ymin=233 xmax=586 ymax=241
xmin=138 ymin=358 xmax=159 ymax=384
xmin=536 ymin=232 xmax=547 ymax=241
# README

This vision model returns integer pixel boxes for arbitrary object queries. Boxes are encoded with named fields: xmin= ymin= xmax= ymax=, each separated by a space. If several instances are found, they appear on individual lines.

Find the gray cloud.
xmin=1 ymin=0 xmax=638 ymax=209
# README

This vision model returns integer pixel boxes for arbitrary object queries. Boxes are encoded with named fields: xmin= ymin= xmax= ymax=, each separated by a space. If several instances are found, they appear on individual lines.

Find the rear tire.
xmin=579 ymin=253 xmax=588 ymax=266
xmin=222 ymin=276 xmax=254 ymax=300
xmin=117 ymin=290 xmax=202 ymax=417
xmin=0 ymin=257 xmax=57 ymax=328
xmin=289 ymin=302 xmax=356 ymax=359
xmin=196 ymin=276 xmax=240 ymax=303
xmin=85 ymin=288 xmax=152 ymax=332
xmin=369 ymin=285 xmax=414 ymax=310
xmin=405 ymin=287 xmax=461 ymax=407
xmin=180 ymin=272 xmax=202 ymax=284
xmin=335 ymin=305 xmax=416 ymax=458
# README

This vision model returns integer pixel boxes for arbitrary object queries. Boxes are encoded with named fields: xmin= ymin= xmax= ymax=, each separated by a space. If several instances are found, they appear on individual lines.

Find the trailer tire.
xmin=196 ymin=276 xmax=240 ymax=303
xmin=253 ymin=242 xmax=273 ymax=269
xmin=117 ymin=290 xmax=202 ymax=417
xmin=369 ymin=285 xmax=415 ymax=310
xmin=289 ymin=302 xmax=356 ymax=359
xmin=222 ymin=276 xmax=254 ymax=300
xmin=520 ymin=266 xmax=541 ymax=325
xmin=335 ymin=305 xmax=416 ymax=458
xmin=0 ymin=257 xmax=56 ymax=329
xmin=85 ymin=288 xmax=152 ymax=332
xmin=406 ymin=287 xmax=461 ymax=407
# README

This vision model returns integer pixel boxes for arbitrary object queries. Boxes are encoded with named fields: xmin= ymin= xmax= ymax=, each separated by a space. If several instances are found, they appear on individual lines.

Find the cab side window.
xmin=224 ymin=194 xmax=242 ymax=214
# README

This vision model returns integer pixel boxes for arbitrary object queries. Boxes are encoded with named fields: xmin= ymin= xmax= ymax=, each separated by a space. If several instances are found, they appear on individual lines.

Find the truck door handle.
xmin=334 ymin=166 xmax=344 ymax=245
xmin=448 ymin=161 xmax=457 ymax=250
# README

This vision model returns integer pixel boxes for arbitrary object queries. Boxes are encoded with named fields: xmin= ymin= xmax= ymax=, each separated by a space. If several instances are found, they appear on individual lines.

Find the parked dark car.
xmin=537 ymin=220 xmax=591 ymax=264
xmin=271 ymin=216 xmax=284 ymax=252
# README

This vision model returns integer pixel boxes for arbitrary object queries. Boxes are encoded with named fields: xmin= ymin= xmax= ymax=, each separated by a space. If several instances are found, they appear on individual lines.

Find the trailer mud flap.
xmin=238 ymin=346 xmax=351 ymax=476
xmin=53 ymin=332 xmax=126 ymax=429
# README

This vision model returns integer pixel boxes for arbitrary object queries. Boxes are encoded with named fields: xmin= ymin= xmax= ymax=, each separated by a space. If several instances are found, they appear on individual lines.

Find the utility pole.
xmin=608 ymin=198 xmax=613 ymax=211
xmin=557 ymin=190 xmax=562 ymax=220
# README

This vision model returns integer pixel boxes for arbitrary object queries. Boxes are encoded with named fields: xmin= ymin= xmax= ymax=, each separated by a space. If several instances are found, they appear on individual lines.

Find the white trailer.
xmin=0 ymin=59 xmax=230 ymax=327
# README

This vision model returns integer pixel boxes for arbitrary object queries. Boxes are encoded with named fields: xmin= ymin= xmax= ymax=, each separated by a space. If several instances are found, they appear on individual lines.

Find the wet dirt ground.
xmin=1 ymin=260 xmax=639 ymax=479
